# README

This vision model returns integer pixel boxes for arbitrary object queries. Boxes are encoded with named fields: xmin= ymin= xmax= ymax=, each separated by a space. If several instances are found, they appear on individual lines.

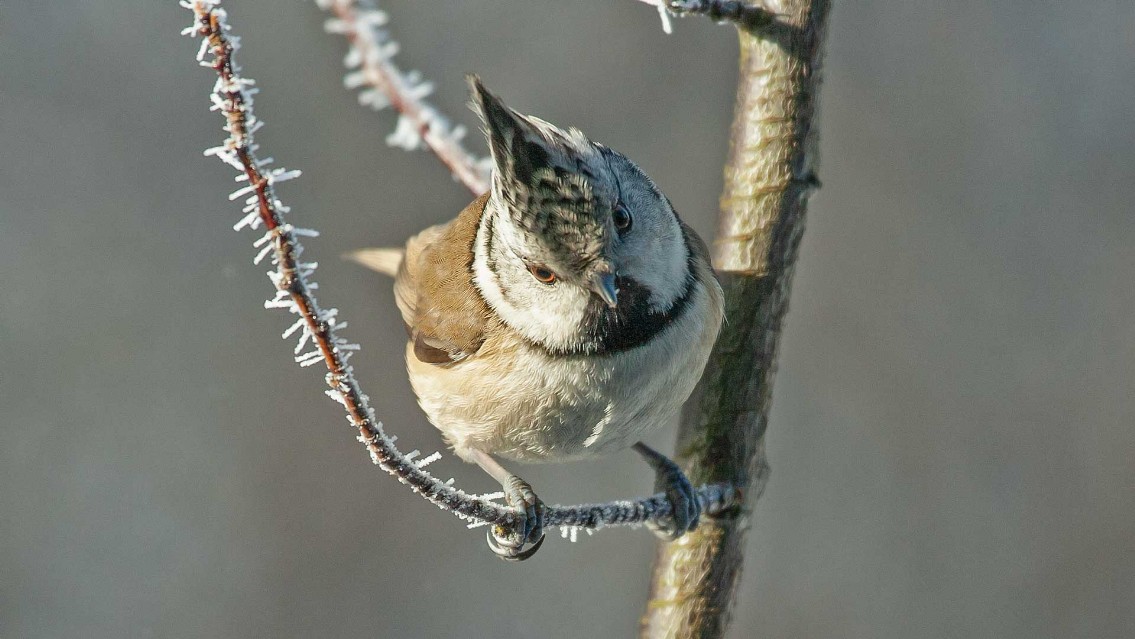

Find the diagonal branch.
xmin=315 ymin=0 xmax=489 ymax=195
xmin=181 ymin=0 xmax=739 ymax=543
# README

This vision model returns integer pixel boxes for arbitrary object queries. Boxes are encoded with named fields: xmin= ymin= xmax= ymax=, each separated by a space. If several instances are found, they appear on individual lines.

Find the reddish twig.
xmin=182 ymin=0 xmax=738 ymax=542
xmin=316 ymin=0 xmax=490 ymax=195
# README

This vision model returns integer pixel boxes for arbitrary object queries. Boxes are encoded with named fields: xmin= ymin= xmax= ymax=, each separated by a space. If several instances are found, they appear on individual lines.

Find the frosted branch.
xmin=183 ymin=0 xmax=739 ymax=546
xmin=314 ymin=0 xmax=490 ymax=195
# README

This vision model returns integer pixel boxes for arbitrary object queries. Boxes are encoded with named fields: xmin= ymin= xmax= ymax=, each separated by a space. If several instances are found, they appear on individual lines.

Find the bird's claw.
xmin=636 ymin=444 xmax=701 ymax=540
xmin=485 ymin=474 xmax=546 ymax=561
xmin=486 ymin=527 xmax=545 ymax=561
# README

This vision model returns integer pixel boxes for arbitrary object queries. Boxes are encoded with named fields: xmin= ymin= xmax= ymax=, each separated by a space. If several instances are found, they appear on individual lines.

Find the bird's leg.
xmin=466 ymin=449 xmax=546 ymax=561
xmin=633 ymin=442 xmax=701 ymax=540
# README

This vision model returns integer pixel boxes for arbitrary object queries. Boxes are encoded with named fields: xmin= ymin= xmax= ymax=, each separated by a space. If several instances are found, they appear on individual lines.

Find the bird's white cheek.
xmin=472 ymin=211 xmax=590 ymax=351
xmin=527 ymin=286 xmax=590 ymax=345
xmin=493 ymin=278 xmax=590 ymax=350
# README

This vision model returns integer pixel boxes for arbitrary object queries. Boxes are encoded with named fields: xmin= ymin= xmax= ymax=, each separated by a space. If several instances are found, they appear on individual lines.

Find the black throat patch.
xmin=579 ymin=272 xmax=696 ymax=355
xmin=475 ymin=203 xmax=699 ymax=358
xmin=544 ymin=241 xmax=698 ymax=357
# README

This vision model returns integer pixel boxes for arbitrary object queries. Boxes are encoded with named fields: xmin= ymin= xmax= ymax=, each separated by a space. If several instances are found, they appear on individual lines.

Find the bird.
xmin=349 ymin=77 xmax=724 ymax=560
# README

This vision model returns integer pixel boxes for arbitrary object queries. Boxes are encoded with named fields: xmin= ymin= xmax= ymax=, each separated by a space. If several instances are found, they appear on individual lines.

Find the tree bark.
xmin=642 ymin=2 xmax=831 ymax=637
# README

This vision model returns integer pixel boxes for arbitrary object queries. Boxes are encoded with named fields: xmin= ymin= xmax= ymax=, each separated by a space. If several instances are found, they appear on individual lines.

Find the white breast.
xmin=407 ymin=273 xmax=723 ymax=463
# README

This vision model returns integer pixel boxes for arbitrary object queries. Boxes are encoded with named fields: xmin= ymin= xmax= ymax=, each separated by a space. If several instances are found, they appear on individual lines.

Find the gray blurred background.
xmin=2 ymin=1 xmax=1132 ymax=637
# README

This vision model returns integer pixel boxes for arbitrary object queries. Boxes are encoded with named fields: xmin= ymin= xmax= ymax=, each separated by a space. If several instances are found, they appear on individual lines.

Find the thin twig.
xmin=315 ymin=0 xmax=490 ymax=195
xmin=182 ymin=0 xmax=739 ymax=540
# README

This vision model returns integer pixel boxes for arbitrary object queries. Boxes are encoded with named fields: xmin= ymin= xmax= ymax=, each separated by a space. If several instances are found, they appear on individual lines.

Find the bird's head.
xmin=469 ymin=77 xmax=693 ymax=354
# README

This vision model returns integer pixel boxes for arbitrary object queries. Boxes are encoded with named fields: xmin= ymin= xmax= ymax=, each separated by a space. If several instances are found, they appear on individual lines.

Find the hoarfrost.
xmin=386 ymin=115 xmax=422 ymax=151
xmin=252 ymin=243 xmax=274 ymax=265
xmin=281 ymin=318 xmax=306 ymax=340
xmin=415 ymin=451 xmax=442 ymax=468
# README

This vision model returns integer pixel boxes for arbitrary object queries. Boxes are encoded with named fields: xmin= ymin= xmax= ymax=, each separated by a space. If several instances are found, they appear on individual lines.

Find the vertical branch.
xmin=642 ymin=1 xmax=830 ymax=637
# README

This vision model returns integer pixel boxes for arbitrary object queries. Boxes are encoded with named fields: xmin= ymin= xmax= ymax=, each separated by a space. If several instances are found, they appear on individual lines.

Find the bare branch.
xmin=642 ymin=0 xmax=831 ymax=636
xmin=314 ymin=0 xmax=490 ymax=195
xmin=636 ymin=0 xmax=776 ymax=32
xmin=182 ymin=0 xmax=739 ymax=543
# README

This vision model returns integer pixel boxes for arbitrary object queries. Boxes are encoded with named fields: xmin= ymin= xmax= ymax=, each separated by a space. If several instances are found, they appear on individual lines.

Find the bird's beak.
xmin=590 ymin=272 xmax=619 ymax=308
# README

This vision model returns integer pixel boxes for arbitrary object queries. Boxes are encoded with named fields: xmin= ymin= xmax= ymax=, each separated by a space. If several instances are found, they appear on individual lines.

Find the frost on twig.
xmin=314 ymin=0 xmax=491 ymax=195
xmin=182 ymin=0 xmax=739 ymax=543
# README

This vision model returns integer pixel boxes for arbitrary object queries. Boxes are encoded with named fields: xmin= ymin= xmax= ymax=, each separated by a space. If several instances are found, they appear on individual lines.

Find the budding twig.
xmin=315 ymin=0 xmax=490 ymax=195
xmin=182 ymin=0 xmax=738 ymax=541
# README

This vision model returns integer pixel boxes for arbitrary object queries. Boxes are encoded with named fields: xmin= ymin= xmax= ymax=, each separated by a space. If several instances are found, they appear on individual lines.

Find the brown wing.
xmin=396 ymin=194 xmax=493 ymax=365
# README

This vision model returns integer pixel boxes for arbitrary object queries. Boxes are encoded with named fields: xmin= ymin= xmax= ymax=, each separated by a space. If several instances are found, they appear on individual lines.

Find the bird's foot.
xmin=485 ymin=474 xmax=546 ymax=561
xmin=634 ymin=442 xmax=701 ymax=540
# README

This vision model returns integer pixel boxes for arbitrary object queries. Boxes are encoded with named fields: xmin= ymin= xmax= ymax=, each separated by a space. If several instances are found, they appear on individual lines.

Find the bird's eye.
xmin=527 ymin=264 xmax=557 ymax=284
xmin=613 ymin=203 xmax=632 ymax=234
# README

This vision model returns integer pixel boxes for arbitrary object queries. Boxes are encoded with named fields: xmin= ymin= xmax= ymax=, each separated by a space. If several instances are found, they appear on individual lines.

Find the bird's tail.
xmin=344 ymin=248 xmax=404 ymax=278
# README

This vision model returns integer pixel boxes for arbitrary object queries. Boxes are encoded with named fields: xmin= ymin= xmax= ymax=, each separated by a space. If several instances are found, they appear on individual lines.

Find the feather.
xmin=344 ymin=247 xmax=404 ymax=277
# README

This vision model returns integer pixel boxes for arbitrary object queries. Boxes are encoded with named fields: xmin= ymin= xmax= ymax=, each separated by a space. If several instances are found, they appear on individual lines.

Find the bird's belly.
xmin=407 ymin=310 xmax=714 ymax=463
